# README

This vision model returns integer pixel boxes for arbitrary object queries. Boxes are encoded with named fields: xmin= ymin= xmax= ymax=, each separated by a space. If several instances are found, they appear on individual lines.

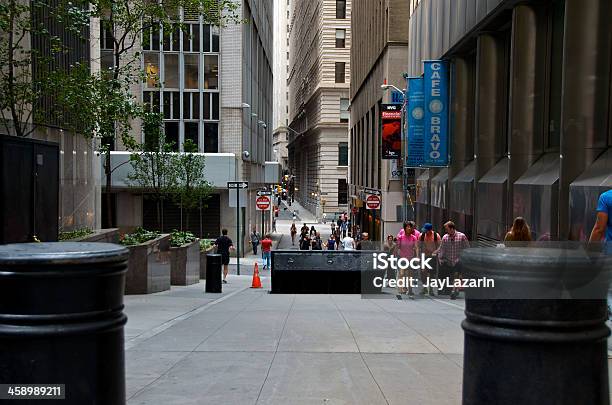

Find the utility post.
xmin=228 ymin=181 xmax=248 ymax=275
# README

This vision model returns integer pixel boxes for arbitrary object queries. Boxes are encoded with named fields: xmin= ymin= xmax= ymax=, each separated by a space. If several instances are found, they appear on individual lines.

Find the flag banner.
xmin=423 ymin=60 xmax=450 ymax=166
xmin=406 ymin=77 xmax=425 ymax=167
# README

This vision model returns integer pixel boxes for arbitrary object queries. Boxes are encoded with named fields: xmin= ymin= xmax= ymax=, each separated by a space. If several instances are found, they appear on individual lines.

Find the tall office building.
xmin=272 ymin=0 xmax=290 ymax=172
xmin=349 ymin=0 xmax=410 ymax=242
xmin=406 ymin=0 xmax=611 ymax=241
xmin=287 ymin=0 xmax=351 ymax=219
xmin=105 ymin=0 xmax=274 ymax=252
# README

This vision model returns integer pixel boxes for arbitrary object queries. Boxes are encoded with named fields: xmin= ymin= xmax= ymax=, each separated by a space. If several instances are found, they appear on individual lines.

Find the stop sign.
xmin=256 ymin=195 xmax=271 ymax=211
xmin=365 ymin=194 xmax=381 ymax=210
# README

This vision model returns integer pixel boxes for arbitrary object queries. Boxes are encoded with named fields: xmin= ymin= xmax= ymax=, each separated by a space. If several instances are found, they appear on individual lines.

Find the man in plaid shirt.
xmin=436 ymin=221 xmax=470 ymax=299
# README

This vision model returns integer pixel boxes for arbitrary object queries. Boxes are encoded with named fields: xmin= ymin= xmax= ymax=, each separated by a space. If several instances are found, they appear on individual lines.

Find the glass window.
xmin=204 ymin=122 xmax=218 ymax=152
xmin=144 ymin=52 xmax=159 ymax=88
xmin=164 ymin=54 xmax=179 ymax=88
xmin=340 ymin=98 xmax=349 ymax=122
xmin=101 ymin=51 xmax=114 ymax=73
xmin=204 ymin=93 xmax=210 ymax=120
xmin=335 ymin=29 xmax=346 ymax=48
xmin=338 ymin=179 xmax=348 ymax=204
xmin=212 ymin=26 xmax=219 ymax=52
xmin=184 ymin=122 xmax=199 ymax=149
xmin=338 ymin=142 xmax=348 ymax=166
xmin=192 ymin=92 xmax=199 ymax=119
xmin=192 ymin=24 xmax=199 ymax=52
xmin=204 ymin=55 xmax=218 ymax=89
xmin=172 ymin=92 xmax=180 ymax=119
xmin=184 ymin=54 xmax=199 ymax=89
xmin=183 ymin=92 xmax=191 ymax=119
xmin=164 ymin=122 xmax=179 ymax=151
xmin=143 ymin=91 xmax=160 ymax=113
xmin=203 ymin=24 xmax=210 ymax=52
xmin=100 ymin=23 xmax=114 ymax=50
xmin=335 ymin=62 xmax=345 ymax=83
xmin=336 ymin=0 xmax=346 ymax=18
xmin=212 ymin=93 xmax=219 ymax=120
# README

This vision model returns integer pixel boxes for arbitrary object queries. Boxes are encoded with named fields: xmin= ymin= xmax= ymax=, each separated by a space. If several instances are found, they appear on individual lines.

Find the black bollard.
xmin=0 ymin=242 xmax=129 ymax=404
xmin=205 ymin=253 xmax=222 ymax=293
xmin=460 ymin=247 xmax=611 ymax=405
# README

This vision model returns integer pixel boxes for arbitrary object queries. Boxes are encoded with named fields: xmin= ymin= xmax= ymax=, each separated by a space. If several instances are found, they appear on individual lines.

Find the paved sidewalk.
xmin=124 ymin=277 xmax=466 ymax=405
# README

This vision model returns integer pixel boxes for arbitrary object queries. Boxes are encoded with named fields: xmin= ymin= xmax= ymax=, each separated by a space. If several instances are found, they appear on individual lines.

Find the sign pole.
xmin=236 ymin=188 xmax=240 ymax=276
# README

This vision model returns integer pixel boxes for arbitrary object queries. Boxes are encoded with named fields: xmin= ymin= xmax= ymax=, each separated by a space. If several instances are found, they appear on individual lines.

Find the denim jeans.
xmin=262 ymin=251 xmax=271 ymax=269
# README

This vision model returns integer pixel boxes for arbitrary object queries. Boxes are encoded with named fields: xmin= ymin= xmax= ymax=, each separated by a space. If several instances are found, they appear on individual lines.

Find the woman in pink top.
xmin=395 ymin=222 xmax=418 ymax=298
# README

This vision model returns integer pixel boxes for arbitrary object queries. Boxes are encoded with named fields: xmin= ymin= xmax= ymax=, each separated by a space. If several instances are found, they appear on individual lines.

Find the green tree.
xmin=126 ymin=112 xmax=176 ymax=232
xmin=53 ymin=0 xmax=241 ymax=227
xmin=0 ymin=0 xmax=91 ymax=137
xmin=171 ymin=138 xmax=213 ymax=232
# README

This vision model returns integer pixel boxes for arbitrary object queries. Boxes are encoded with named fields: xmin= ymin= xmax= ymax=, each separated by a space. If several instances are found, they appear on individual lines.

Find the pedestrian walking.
xmin=292 ymin=211 xmax=297 ymax=221
xmin=383 ymin=235 xmax=397 ymax=280
xmin=261 ymin=234 xmax=273 ymax=270
xmin=325 ymin=234 xmax=337 ymax=250
xmin=272 ymin=218 xmax=277 ymax=233
xmin=341 ymin=220 xmax=348 ymax=238
xmin=396 ymin=222 xmax=419 ymax=299
xmin=311 ymin=234 xmax=323 ymax=250
xmin=436 ymin=221 xmax=470 ymax=299
xmin=299 ymin=234 xmax=311 ymax=250
xmin=250 ymin=228 xmax=260 ymax=255
xmin=301 ymin=223 xmax=309 ymax=238
xmin=589 ymin=189 xmax=612 ymax=254
xmin=310 ymin=226 xmax=317 ymax=238
xmin=504 ymin=217 xmax=532 ymax=244
xmin=214 ymin=229 xmax=234 ymax=284
xmin=322 ymin=213 xmax=327 ymax=224
xmin=417 ymin=223 xmax=441 ymax=296
xmin=341 ymin=232 xmax=355 ymax=250
xmin=356 ymin=232 xmax=376 ymax=250
xmin=290 ymin=223 xmax=297 ymax=245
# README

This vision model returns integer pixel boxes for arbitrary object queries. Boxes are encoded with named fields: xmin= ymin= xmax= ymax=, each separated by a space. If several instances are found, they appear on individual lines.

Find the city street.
xmin=123 ymin=216 xmax=612 ymax=404
xmin=124 ymin=252 xmax=466 ymax=404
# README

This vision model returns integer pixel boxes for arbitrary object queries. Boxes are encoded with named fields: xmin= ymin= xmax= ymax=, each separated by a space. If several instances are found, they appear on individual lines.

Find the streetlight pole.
xmin=381 ymin=83 xmax=412 ymax=222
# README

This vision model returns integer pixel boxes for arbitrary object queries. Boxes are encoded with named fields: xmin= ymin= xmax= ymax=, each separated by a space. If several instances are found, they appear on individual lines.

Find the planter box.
xmin=170 ymin=239 xmax=200 ymax=286
xmin=63 ymin=228 xmax=119 ymax=243
xmin=125 ymin=234 xmax=171 ymax=294
xmin=199 ymin=246 xmax=216 ymax=279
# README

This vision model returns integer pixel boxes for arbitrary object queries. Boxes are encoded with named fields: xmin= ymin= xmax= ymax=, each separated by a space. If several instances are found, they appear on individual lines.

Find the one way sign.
xmin=227 ymin=181 xmax=249 ymax=189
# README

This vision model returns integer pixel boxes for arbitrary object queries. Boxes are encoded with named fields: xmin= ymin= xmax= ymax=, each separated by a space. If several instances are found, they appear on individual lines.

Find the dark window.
xmin=340 ymin=98 xmax=349 ymax=122
xmin=203 ymin=24 xmax=210 ymax=52
xmin=547 ymin=0 xmax=565 ymax=149
xmin=212 ymin=93 xmax=219 ymax=120
xmin=338 ymin=142 xmax=348 ymax=166
xmin=336 ymin=0 xmax=346 ymax=18
xmin=164 ymin=122 xmax=179 ymax=151
xmin=335 ymin=62 xmax=345 ymax=83
xmin=338 ymin=179 xmax=348 ymax=205
xmin=204 ymin=122 xmax=218 ymax=152
xmin=184 ymin=122 xmax=199 ymax=149
xmin=211 ymin=26 xmax=219 ymax=52
xmin=335 ymin=29 xmax=346 ymax=48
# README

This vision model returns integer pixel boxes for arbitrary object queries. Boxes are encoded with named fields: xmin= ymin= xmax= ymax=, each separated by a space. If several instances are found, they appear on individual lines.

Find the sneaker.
xmin=222 ymin=280 xmax=228 ymax=284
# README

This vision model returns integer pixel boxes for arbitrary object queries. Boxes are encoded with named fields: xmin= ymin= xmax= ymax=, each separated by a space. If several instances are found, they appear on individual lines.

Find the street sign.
xmin=256 ymin=195 xmax=271 ymax=211
xmin=364 ymin=187 xmax=381 ymax=196
xmin=227 ymin=181 xmax=249 ymax=189
xmin=365 ymin=194 xmax=381 ymax=210
xmin=256 ymin=190 xmax=272 ymax=196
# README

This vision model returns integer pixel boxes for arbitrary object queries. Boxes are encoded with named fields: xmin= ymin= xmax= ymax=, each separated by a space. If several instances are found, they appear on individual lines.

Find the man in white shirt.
xmin=341 ymin=232 xmax=355 ymax=250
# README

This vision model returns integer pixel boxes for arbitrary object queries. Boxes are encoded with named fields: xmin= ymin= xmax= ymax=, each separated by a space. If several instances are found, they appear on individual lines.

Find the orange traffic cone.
xmin=251 ymin=262 xmax=262 ymax=288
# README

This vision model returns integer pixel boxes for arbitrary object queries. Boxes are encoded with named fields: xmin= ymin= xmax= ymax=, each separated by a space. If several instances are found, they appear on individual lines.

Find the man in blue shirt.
xmin=589 ymin=189 xmax=612 ymax=253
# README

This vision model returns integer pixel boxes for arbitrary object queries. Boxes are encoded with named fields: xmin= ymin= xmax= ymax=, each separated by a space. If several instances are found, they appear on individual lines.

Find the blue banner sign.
xmin=406 ymin=77 xmax=425 ymax=167
xmin=423 ymin=60 xmax=450 ymax=166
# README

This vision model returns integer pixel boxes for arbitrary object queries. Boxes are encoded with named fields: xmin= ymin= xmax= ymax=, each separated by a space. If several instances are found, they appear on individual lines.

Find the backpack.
xmin=420 ymin=232 xmax=438 ymax=242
